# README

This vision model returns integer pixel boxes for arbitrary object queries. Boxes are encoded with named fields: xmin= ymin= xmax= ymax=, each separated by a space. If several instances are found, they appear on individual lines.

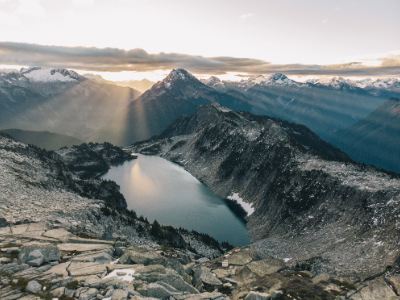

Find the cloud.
xmin=64 ymin=9 xmax=78 ymax=20
xmin=0 ymin=42 xmax=399 ymax=77
xmin=72 ymin=0 xmax=95 ymax=8
xmin=15 ymin=0 xmax=45 ymax=18
xmin=0 ymin=10 xmax=21 ymax=25
xmin=239 ymin=13 xmax=254 ymax=22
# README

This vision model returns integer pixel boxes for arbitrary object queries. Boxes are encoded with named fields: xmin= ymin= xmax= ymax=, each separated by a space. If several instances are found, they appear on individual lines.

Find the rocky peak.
xmin=264 ymin=73 xmax=300 ymax=86
xmin=203 ymin=76 xmax=222 ymax=84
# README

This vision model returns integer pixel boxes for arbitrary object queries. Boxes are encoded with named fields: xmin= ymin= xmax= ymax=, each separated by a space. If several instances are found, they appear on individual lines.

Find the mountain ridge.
xmin=131 ymin=102 xmax=400 ymax=278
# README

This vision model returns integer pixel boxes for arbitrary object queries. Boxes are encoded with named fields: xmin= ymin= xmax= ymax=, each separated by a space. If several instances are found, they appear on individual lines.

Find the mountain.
xmin=90 ymin=69 xmax=273 ymax=146
xmin=115 ymin=78 xmax=155 ymax=93
xmin=0 ymin=128 xmax=84 ymax=150
xmin=202 ymin=74 xmax=389 ymax=141
xmin=331 ymin=97 xmax=400 ymax=173
xmin=0 ymin=67 xmax=142 ymax=141
xmin=132 ymin=103 xmax=400 ymax=278
xmin=83 ymin=73 xmax=117 ymax=85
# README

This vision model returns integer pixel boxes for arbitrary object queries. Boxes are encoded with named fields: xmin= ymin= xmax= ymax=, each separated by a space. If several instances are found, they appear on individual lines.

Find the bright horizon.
xmin=1 ymin=0 xmax=399 ymax=82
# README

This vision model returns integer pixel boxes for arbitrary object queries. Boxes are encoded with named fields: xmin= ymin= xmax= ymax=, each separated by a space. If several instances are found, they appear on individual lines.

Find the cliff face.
xmin=131 ymin=103 xmax=400 ymax=278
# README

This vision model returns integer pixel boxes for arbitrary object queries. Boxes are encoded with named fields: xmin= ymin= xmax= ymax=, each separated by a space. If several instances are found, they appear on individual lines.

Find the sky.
xmin=0 ymin=0 xmax=399 ymax=81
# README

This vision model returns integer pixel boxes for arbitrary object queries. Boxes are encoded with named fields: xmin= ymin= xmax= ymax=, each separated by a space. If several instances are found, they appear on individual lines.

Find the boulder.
xmin=18 ymin=245 xmax=60 ymax=266
xmin=51 ymin=287 xmax=66 ymax=297
xmin=246 ymin=259 xmax=286 ymax=277
xmin=26 ymin=280 xmax=42 ymax=294
xmin=193 ymin=266 xmax=223 ymax=287
xmin=350 ymin=277 xmax=397 ymax=300
xmin=43 ymin=228 xmax=72 ymax=241
xmin=160 ymin=274 xmax=200 ymax=294
xmin=245 ymin=291 xmax=271 ymax=300
xmin=79 ymin=288 xmax=99 ymax=300
xmin=119 ymin=248 xmax=166 ymax=266
xmin=164 ymin=258 xmax=185 ymax=276
xmin=389 ymin=275 xmax=400 ymax=295
xmin=110 ymin=289 xmax=128 ymax=300
xmin=226 ymin=248 xmax=259 ymax=266
xmin=44 ymin=262 xmax=70 ymax=277
xmin=137 ymin=283 xmax=180 ymax=298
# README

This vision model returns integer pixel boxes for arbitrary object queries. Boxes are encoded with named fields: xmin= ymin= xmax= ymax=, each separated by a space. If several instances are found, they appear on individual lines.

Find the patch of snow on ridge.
xmin=22 ymin=68 xmax=77 ymax=83
xmin=227 ymin=192 xmax=254 ymax=215
xmin=103 ymin=269 xmax=136 ymax=283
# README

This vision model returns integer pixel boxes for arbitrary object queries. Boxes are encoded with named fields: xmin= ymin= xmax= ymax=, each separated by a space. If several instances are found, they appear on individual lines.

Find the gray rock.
xmin=119 ymin=248 xmax=166 ymax=266
xmin=196 ymin=257 xmax=210 ymax=264
xmin=350 ymin=277 xmax=396 ymax=300
xmin=0 ymin=262 xmax=30 ymax=275
xmin=79 ymin=288 xmax=99 ymax=300
xmin=27 ymin=257 xmax=44 ymax=267
xmin=161 ymin=274 xmax=200 ymax=294
xmin=193 ymin=266 xmax=223 ymax=287
xmin=245 ymin=291 xmax=271 ymax=300
xmin=51 ymin=287 xmax=66 ymax=297
xmin=18 ymin=245 xmax=60 ymax=266
xmin=65 ymin=288 xmax=75 ymax=297
xmin=110 ymin=289 xmax=128 ymax=300
xmin=26 ymin=280 xmax=42 ymax=294
xmin=138 ymin=283 xmax=179 ymax=298
xmin=246 ymin=259 xmax=285 ymax=277
xmin=165 ymin=258 xmax=185 ymax=276
xmin=389 ymin=275 xmax=400 ymax=295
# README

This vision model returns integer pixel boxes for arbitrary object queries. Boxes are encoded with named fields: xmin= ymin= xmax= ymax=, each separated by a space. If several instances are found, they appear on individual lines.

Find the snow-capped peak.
xmin=203 ymin=76 xmax=222 ymax=85
xmin=247 ymin=75 xmax=267 ymax=85
xmin=21 ymin=67 xmax=81 ymax=83
xmin=161 ymin=69 xmax=198 ymax=89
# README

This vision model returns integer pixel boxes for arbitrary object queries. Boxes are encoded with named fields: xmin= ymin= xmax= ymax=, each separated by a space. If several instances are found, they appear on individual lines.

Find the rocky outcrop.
xmin=3 ymin=223 xmax=391 ymax=299
xmin=131 ymin=103 xmax=400 ymax=279
xmin=56 ymin=142 xmax=137 ymax=179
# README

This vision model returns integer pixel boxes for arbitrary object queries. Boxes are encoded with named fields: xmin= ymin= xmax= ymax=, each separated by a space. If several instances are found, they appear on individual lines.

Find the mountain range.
xmin=0 ymin=67 xmax=142 ymax=141
xmin=89 ymin=69 xmax=271 ymax=145
xmin=2 ymin=67 xmax=400 ymax=174
xmin=132 ymin=102 xmax=400 ymax=278
xmin=202 ymin=74 xmax=397 ymax=142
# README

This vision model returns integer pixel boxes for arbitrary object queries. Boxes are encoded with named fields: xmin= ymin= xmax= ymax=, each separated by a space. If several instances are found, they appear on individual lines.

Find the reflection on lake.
xmin=101 ymin=154 xmax=250 ymax=246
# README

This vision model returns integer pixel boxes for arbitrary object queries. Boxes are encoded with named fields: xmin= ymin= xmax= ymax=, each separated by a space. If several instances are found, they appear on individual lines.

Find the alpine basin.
xmin=101 ymin=154 xmax=250 ymax=246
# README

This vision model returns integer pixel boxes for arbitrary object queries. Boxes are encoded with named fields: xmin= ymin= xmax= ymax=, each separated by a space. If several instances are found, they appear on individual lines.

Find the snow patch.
xmin=227 ymin=192 xmax=254 ymax=215
xmin=103 ymin=269 xmax=136 ymax=283
xmin=22 ymin=68 xmax=77 ymax=83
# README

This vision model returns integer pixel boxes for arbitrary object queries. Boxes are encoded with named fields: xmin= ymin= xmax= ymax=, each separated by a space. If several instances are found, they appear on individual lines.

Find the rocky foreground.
xmin=3 ymin=222 xmax=400 ymax=300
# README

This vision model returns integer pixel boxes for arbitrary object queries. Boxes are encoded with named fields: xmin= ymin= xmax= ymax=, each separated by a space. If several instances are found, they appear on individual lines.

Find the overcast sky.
xmin=0 ymin=0 xmax=399 ymax=81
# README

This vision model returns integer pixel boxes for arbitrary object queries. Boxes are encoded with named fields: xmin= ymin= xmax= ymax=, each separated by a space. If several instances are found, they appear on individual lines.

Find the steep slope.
xmin=132 ymin=103 xmax=400 ymax=278
xmin=203 ymin=74 xmax=388 ymax=141
xmin=331 ymin=97 xmax=400 ymax=173
xmin=90 ymin=69 xmax=269 ymax=146
xmin=0 ymin=128 xmax=84 ymax=150
xmin=0 ymin=67 xmax=142 ymax=141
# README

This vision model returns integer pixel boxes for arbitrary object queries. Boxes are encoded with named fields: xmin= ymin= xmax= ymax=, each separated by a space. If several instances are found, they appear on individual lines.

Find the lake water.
xmin=101 ymin=154 xmax=250 ymax=246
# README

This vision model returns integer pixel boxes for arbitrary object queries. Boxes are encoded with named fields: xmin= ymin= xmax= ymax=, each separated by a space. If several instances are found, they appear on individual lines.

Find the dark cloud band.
xmin=1 ymin=42 xmax=399 ymax=77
